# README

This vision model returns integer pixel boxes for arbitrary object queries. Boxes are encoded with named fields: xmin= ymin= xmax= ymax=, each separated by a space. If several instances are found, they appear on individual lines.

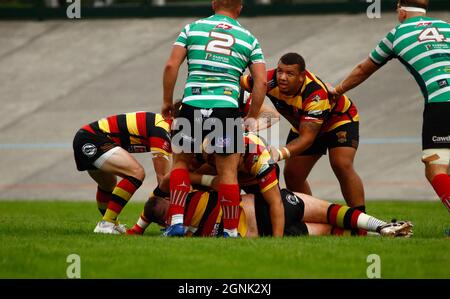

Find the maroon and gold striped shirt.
xmin=81 ymin=112 xmax=172 ymax=155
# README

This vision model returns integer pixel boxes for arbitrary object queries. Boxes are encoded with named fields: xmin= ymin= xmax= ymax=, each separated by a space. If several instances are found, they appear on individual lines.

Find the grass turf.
xmin=0 ymin=200 xmax=449 ymax=278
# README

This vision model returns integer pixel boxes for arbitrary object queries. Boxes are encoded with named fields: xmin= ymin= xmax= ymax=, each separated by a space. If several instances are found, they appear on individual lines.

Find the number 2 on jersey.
xmin=418 ymin=27 xmax=446 ymax=43
xmin=206 ymin=31 xmax=235 ymax=56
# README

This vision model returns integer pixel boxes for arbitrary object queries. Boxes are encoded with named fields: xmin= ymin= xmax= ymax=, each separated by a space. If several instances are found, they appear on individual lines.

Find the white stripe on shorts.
xmin=93 ymin=146 xmax=120 ymax=169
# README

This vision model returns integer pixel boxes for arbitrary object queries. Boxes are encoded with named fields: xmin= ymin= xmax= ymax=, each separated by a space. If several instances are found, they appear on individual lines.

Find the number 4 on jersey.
xmin=418 ymin=27 xmax=446 ymax=43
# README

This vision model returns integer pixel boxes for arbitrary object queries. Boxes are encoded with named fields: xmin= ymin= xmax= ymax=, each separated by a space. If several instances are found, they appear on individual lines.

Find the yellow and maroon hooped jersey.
xmin=322 ymin=94 xmax=359 ymax=133
xmin=241 ymin=69 xmax=331 ymax=130
xmin=81 ymin=112 xmax=172 ymax=155
xmin=241 ymin=69 xmax=359 ymax=133
xmin=183 ymin=190 xmax=247 ymax=237
xmin=238 ymin=133 xmax=278 ymax=194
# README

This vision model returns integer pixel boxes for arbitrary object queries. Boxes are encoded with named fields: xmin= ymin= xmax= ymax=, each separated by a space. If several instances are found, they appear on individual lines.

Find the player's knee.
xmin=422 ymin=149 xmax=450 ymax=182
xmin=130 ymin=164 xmax=145 ymax=181
xmin=330 ymin=158 xmax=354 ymax=176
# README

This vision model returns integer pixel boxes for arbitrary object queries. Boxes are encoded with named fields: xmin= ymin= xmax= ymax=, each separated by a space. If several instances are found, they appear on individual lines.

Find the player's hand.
xmin=161 ymin=102 xmax=173 ymax=119
xmin=326 ymin=83 xmax=340 ymax=103
xmin=329 ymin=88 xmax=340 ymax=102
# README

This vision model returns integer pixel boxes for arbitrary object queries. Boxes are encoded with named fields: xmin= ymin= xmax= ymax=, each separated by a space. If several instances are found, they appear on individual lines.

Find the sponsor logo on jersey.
xmin=128 ymin=145 xmax=147 ymax=153
xmin=224 ymin=87 xmax=233 ymax=96
xmin=303 ymin=116 xmax=320 ymax=121
xmin=192 ymin=87 xmax=202 ymax=95
xmin=82 ymin=143 xmax=97 ymax=157
xmin=438 ymin=79 xmax=449 ymax=89
xmin=308 ymin=110 xmax=323 ymax=116
xmin=215 ymin=23 xmax=232 ymax=30
xmin=432 ymin=135 xmax=450 ymax=143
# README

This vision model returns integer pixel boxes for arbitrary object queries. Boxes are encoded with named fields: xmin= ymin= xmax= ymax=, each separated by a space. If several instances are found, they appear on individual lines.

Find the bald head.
xmin=397 ymin=0 xmax=428 ymax=9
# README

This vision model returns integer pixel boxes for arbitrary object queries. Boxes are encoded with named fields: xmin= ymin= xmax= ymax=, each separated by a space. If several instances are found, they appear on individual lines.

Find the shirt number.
xmin=418 ymin=27 xmax=446 ymax=43
xmin=206 ymin=31 xmax=235 ymax=56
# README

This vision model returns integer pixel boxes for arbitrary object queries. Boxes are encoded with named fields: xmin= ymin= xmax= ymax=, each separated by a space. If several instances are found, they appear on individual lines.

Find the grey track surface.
xmin=0 ymin=12 xmax=448 ymax=201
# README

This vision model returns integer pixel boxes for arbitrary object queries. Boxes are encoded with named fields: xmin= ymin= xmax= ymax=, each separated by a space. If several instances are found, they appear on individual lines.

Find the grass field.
xmin=0 ymin=200 xmax=449 ymax=279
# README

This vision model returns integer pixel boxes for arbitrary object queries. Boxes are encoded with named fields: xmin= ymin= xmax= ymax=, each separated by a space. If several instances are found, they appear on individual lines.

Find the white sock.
xmin=357 ymin=213 xmax=387 ymax=232
xmin=171 ymin=214 xmax=184 ymax=225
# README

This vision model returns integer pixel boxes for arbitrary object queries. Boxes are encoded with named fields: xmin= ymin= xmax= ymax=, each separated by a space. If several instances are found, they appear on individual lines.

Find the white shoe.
xmin=94 ymin=220 xmax=121 ymax=235
xmin=115 ymin=223 xmax=127 ymax=234
xmin=378 ymin=221 xmax=413 ymax=237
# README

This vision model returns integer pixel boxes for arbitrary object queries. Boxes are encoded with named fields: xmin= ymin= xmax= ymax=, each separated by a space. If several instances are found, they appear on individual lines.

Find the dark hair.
xmin=215 ymin=0 xmax=242 ymax=10
xmin=144 ymin=197 xmax=168 ymax=226
xmin=279 ymin=53 xmax=306 ymax=72
xmin=398 ymin=0 xmax=428 ymax=9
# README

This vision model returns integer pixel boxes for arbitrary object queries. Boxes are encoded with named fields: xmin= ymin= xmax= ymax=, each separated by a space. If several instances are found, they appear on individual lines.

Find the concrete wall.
xmin=0 ymin=12 xmax=448 ymax=201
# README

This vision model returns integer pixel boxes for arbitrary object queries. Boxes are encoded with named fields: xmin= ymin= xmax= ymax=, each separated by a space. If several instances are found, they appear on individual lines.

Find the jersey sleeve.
xmin=301 ymin=88 xmax=330 ymax=125
xmin=240 ymin=69 xmax=276 ymax=92
xmin=249 ymin=38 xmax=265 ymax=65
xmin=369 ymin=28 xmax=396 ymax=66
xmin=173 ymin=24 xmax=189 ymax=48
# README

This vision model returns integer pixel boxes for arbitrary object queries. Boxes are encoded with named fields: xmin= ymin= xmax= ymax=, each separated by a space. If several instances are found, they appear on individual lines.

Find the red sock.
xmin=219 ymin=184 xmax=240 ymax=232
xmin=96 ymin=187 xmax=112 ymax=215
xmin=129 ymin=214 xmax=150 ymax=235
xmin=327 ymin=204 xmax=363 ymax=230
xmin=431 ymin=174 xmax=450 ymax=213
xmin=167 ymin=168 xmax=191 ymax=224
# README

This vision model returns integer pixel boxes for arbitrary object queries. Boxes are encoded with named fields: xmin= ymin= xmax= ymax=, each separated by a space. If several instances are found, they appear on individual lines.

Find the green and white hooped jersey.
xmin=174 ymin=14 xmax=265 ymax=109
xmin=370 ymin=16 xmax=450 ymax=104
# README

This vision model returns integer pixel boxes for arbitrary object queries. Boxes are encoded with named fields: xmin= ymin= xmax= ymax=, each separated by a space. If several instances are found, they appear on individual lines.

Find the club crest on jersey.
xmin=215 ymin=23 xmax=232 ymax=30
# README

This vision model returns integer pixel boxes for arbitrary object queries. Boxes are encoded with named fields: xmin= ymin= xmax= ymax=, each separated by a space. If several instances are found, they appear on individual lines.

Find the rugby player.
xmin=128 ymin=132 xmax=286 ymax=236
xmin=72 ymin=112 xmax=171 ymax=234
xmin=141 ymin=189 xmax=413 ymax=238
xmin=241 ymin=53 xmax=366 ymax=211
xmin=161 ymin=0 xmax=269 ymax=237
xmin=332 ymin=0 xmax=450 ymax=213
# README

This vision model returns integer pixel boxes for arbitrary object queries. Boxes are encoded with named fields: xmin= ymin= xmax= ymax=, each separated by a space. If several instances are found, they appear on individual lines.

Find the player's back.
xmin=372 ymin=16 xmax=450 ymax=103
xmin=176 ymin=14 xmax=264 ymax=108
xmin=83 ymin=112 xmax=171 ymax=154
